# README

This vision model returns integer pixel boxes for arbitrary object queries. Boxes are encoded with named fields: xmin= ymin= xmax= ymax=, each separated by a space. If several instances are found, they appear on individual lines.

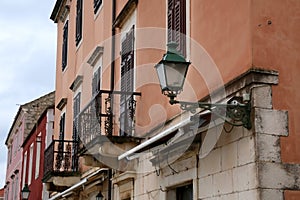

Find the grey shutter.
xmin=168 ymin=0 xmax=186 ymax=56
xmin=120 ymin=25 xmax=135 ymax=136
xmin=96 ymin=67 xmax=101 ymax=93
xmin=58 ymin=113 xmax=65 ymax=162
xmin=73 ymin=93 xmax=81 ymax=141
xmin=92 ymin=67 xmax=101 ymax=96
xmin=76 ymin=0 xmax=83 ymax=45
xmin=72 ymin=93 xmax=80 ymax=171
xmin=62 ymin=20 xmax=68 ymax=71
xmin=168 ymin=0 xmax=175 ymax=42
xmin=94 ymin=0 xmax=102 ymax=14
xmin=59 ymin=113 xmax=65 ymax=141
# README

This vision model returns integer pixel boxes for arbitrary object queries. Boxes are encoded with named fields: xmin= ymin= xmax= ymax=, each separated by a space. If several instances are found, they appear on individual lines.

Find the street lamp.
xmin=155 ymin=43 xmax=251 ymax=129
xmin=155 ymin=42 xmax=190 ymax=99
xmin=21 ymin=184 xmax=30 ymax=200
xmin=96 ymin=191 xmax=104 ymax=200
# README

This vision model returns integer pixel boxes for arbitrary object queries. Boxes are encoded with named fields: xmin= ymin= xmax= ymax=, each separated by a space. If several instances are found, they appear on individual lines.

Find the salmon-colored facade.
xmin=46 ymin=0 xmax=300 ymax=199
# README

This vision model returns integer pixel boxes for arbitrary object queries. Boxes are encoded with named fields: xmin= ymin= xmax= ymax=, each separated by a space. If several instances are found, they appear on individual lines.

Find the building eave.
xmin=5 ymin=91 xmax=55 ymax=146
xmin=50 ymin=0 xmax=64 ymax=23
xmin=21 ymin=105 xmax=55 ymax=147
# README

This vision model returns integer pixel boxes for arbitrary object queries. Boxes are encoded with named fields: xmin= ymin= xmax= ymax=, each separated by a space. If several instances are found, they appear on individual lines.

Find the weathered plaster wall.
xmin=251 ymin=0 xmax=300 ymax=165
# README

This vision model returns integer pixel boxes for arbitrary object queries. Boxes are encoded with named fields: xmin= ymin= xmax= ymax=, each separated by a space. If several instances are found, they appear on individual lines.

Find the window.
xmin=62 ymin=20 xmax=69 ymax=71
xmin=53 ymin=113 xmax=66 ymax=171
xmin=56 ymin=113 xmax=66 ymax=170
xmin=59 ymin=113 xmax=66 ymax=142
xmin=13 ymin=135 xmax=17 ymax=156
xmin=14 ymin=175 xmax=18 ymax=200
xmin=94 ymin=0 xmax=102 ymax=14
xmin=92 ymin=67 xmax=101 ymax=96
xmin=167 ymin=0 xmax=186 ymax=56
xmin=167 ymin=184 xmax=193 ymax=200
xmin=22 ymin=151 xmax=27 ymax=188
xmin=120 ymin=25 xmax=135 ymax=136
xmin=5 ymin=185 xmax=9 ymax=200
xmin=8 ymin=147 xmax=12 ymax=165
xmin=76 ymin=0 xmax=83 ymax=45
xmin=59 ymin=113 xmax=66 ymax=149
xmin=35 ymin=133 xmax=42 ymax=179
xmin=73 ymin=93 xmax=81 ymax=141
xmin=6 ymin=184 xmax=10 ymax=200
xmin=10 ymin=179 xmax=14 ymax=200
xmin=72 ymin=93 xmax=80 ymax=170
xmin=28 ymin=143 xmax=34 ymax=185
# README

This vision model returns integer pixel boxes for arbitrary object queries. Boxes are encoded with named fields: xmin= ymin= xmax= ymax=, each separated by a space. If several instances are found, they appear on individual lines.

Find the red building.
xmin=21 ymin=105 xmax=54 ymax=200
xmin=0 ymin=188 xmax=4 ymax=200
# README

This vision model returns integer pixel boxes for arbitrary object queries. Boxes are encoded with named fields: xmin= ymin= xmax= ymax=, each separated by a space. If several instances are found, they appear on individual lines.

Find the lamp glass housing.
xmin=21 ymin=184 xmax=30 ymax=199
xmin=96 ymin=191 xmax=104 ymax=200
xmin=155 ymin=43 xmax=190 ymax=95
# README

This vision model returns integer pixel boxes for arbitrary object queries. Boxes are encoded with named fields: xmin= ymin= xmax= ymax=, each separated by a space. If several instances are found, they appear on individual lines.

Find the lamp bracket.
xmin=169 ymin=96 xmax=251 ymax=129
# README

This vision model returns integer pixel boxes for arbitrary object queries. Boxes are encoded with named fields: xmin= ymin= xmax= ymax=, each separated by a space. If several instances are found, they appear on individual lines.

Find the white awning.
xmin=49 ymin=168 xmax=108 ymax=200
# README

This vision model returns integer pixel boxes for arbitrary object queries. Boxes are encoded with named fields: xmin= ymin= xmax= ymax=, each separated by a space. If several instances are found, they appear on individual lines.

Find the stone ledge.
xmin=258 ymin=162 xmax=300 ymax=190
xmin=203 ymin=68 xmax=279 ymax=102
xmin=254 ymin=108 xmax=288 ymax=136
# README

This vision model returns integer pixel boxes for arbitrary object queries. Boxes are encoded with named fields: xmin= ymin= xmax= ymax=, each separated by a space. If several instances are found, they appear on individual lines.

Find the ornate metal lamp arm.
xmin=169 ymin=95 xmax=251 ymax=129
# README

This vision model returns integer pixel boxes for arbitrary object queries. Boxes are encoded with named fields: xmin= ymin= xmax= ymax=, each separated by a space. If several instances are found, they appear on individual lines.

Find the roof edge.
xmin=5 ymin=91 xmax=55 ymax=146
xmin=50 ymin=0 xmax=64 ymax=23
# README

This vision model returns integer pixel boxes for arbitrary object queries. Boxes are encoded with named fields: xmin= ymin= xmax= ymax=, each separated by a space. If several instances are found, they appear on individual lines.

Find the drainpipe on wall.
xmin=109 ymin=0 xmax=116 ymax=199
xmin=111 ymin=0 xmax=116 ymax=92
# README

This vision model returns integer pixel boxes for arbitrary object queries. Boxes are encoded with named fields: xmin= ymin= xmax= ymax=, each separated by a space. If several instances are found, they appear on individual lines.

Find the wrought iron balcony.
xmin=77 ymin=90 xmax=142 ymax=157
xmin=43 ymin=140 xmax=79 ymax=182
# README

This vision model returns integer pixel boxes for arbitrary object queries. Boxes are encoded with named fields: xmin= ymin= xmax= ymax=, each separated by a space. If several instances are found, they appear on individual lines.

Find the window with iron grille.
xmin=120 ymin=25 xmax=135 ymax=136
xmin=94 ymin=0 xmax=102 ymax=14
xmin=168 ymin=0 xmax=186 ymax=56
xmin=75 ymin=0 xmax=83 ymax=46
xmin=92 ymin=67 xmax=101 ymax=96
xmin=62 ymin=20 xmax=68 ymax=71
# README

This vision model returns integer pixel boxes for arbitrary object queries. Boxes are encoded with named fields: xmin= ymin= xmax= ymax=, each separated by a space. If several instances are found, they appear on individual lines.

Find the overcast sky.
xmin=0 ymin=0 xmax=56 ymax=187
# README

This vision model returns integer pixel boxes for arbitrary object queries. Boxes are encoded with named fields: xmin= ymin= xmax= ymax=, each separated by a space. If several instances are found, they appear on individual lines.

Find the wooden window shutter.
xmin=73 ymin=93 xmax=80 ymax=142
xmin=58 ymin=113 xmax=66 ymax=153
xmin=73 ymin=93 xmax=81 ymax=118
xmin=168 ymin=0 xmax=186 ymax=56
xmin=73 ymin=93 xmax=80 ymax=132
xmin=76 ymin=0 xmax=83 ymax=45
xmin=92 ymin=71 xmax=97 ymax=96
xmin=94 ymin=0 xmax=102 ymax=14
xmin=121 ymin=25 xmax=135 ymax=96
xmin=62 ymin=20 xmax=68 ymax=71
xmin=59 ymin=113 xmax=66 ymax=140
xmin=168 ymin=0 xmax=175 ymax=42
xmin=97 ymin=67 xmax=101 ymax=93
xmin=92 ymin=67 xmax=101 ymax=96
xmin=120 ymin=25 xmax=135 ymax=136
xmin=72 ymin=93 xmax=80 ymax=171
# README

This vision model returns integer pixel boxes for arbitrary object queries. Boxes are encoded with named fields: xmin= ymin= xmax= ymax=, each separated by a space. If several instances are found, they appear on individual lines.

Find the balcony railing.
xmin=77 ymin=90 xmax=141 ymax=151
xmin=43 ymin=140 xmax=79 ymax=182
